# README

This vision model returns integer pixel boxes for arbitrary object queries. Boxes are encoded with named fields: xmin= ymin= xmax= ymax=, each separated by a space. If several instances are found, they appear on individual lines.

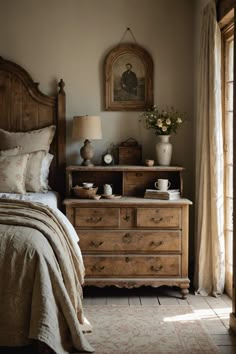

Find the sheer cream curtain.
xmin=194 ymin=1 xmax=225 ymax=296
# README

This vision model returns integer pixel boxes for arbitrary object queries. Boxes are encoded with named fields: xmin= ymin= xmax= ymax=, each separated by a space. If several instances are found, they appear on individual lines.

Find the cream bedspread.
xmin=0 ymin=199 xmax=93 ymax=353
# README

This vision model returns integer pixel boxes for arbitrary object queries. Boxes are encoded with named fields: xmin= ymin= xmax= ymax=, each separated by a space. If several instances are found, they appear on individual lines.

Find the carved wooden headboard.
xmin=0 ymin=56 xmax=66 ymax=197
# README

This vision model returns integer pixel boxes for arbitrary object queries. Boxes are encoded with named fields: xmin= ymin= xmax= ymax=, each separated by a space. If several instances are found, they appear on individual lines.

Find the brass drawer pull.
xmin=123 ymin=214 xmax=130 ymax=222
xmin=86 ymin=216 xmax=102 ymax=224
xmin=150 ymin=265 xmax=163 ymax=272
xmin=92 ymin=264 xmax=105 ymax=272
xmin=150 ymin=217 xmax=163 ymax=224
xmin=123 ymin=233 xmax=132 ymax=243
xmin=150 ymin=241 xmax=163 ymax=247
xmin=90 ymin=241 xmax=104 ymax=248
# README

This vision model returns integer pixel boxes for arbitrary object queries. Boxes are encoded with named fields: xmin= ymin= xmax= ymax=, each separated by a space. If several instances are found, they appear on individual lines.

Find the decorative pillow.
xmin=0 ymin=125 xmax=56 ymax=153
xmin=0 ymin=154 xmax=29 ymax=194
xmin=0 ymin=147 xmax=22 ymax=157
xmin=25 ymin=151 xmax=47 ymax=192
xmin=0 ymin=126 xmax=56 ymax=193
xmin=40 ymin=153 xmax=54 ymax=191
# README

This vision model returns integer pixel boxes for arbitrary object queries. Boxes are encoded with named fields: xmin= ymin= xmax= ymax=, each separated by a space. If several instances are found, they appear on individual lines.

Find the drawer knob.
xmin=87 ymin=216 xmax=102 ymax=224
xmin=123 ymin=233 xmax=132 ymax=243
xmin=150 ymin=217 xmax=163 ymax=224
xmin=90 ymin=241 xmax=104 ymax=248
xmin=150 ymin=241 xmax=163 ymax=248
xmin=150 ymin=265 xmax=163 ymax=272
xmin=92 ymin=264 xmax=105 ymax=272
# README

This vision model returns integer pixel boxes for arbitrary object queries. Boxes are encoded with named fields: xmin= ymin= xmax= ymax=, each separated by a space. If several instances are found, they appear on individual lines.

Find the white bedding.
xmin=0 ymin=190 xmax=60 ymax=210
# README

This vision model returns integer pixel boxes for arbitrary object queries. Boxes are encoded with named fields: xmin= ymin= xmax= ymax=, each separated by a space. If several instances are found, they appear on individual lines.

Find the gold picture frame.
xmin=104 ymin=43 xmax=153 ymax=111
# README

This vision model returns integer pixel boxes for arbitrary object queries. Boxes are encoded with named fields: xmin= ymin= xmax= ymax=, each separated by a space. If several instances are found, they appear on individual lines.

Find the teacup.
xmin=82 ymin=182 xmax=94 ymax=189
xmin=155 ymin=179 xmax=171 ymax=191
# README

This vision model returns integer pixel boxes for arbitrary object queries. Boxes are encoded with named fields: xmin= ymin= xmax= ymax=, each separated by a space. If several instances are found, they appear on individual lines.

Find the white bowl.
xmin=82 ymin=182 xmax=94 ymax=189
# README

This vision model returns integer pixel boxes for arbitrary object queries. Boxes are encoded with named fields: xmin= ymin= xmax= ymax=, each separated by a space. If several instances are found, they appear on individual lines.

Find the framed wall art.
xmin=104 ymin=43 xmax=153 ymax=111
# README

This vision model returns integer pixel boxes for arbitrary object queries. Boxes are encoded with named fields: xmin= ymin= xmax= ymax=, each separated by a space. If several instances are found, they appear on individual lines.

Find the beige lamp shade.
xmin=72 ymin=115 xmax=102 ymax=140
xmin=72 ymin=115 xmax=102 ymax=166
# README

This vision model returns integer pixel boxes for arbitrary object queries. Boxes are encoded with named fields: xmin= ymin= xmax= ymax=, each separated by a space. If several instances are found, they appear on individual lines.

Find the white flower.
xmin=162 ymin=126 xmax=167 ymax=132
xmin=177 ymin=117 xmax=182 ymax=123
xmin=166 ymin=118 xmax=171 ymax=125
xmin=156 ymin=119 xmax=162 ymax=127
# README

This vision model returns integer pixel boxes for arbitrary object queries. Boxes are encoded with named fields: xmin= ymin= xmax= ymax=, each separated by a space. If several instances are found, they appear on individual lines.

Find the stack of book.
xmin=144 ymin=189 xmax=181 ymax=200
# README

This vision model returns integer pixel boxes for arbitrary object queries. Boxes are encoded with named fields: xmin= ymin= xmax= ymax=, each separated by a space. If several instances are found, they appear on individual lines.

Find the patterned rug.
xmin=84 ymin=305 xmax=220 ymax=354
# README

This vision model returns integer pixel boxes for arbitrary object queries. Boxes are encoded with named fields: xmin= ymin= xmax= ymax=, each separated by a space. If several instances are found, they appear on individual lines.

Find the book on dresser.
xmin=144 ymin=189 xmax=181 ymax=200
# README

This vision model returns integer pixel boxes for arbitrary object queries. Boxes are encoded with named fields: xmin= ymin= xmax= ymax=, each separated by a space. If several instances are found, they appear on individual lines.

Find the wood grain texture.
xmin=0 ymin=56 xmax=66 ymax=198
xmin=84 ymin=255 xmax=181 ymax=277
xmin=64 ymin=165 xmax=191 ymax=297
xmin=78 ymin=230 xmax=181 ymax=253
xmin=217 ymin=0 xmax=235 ymax=22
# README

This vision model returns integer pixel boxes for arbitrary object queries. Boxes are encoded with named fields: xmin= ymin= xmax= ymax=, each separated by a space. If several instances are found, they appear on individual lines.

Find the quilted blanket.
xmin=0 ymin=199 xmax=93 ymax=353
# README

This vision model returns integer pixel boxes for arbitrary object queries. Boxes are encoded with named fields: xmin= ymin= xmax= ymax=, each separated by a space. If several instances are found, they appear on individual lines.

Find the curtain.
xmin=194 ymin=1 xmax=225 ymax=296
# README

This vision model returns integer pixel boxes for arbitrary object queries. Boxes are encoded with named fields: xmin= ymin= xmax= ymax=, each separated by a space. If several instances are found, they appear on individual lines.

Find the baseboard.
xmin=230 ymin=313 xmax=236 ymax=333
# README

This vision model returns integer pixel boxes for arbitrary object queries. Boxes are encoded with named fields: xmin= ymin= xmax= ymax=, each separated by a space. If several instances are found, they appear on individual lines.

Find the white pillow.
xmin=40 ymin=153 xmax=54 ymax=191
xmin=25 ymin=151 xmax=47 ymax=192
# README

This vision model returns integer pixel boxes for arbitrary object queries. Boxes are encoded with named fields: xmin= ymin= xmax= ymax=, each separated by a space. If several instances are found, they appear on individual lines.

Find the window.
xmin=222 ymin=23 xmax=234 ymax=298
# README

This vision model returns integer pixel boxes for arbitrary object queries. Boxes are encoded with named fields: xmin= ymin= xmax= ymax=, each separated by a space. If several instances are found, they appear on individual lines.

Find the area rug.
xmin=84 ymin=305 xmax=220 ymax=354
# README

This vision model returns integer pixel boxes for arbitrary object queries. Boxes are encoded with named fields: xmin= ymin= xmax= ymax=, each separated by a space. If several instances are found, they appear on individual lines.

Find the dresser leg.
xmin=180 ymin=286 xmax=189 ymax=299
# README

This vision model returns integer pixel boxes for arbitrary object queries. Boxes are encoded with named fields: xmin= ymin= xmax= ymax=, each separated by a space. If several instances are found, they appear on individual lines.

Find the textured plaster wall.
xmin=0 ymin=0 xmax=195 ymax=202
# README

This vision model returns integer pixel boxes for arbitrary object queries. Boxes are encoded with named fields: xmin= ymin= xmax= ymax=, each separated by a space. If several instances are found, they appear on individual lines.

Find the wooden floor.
xmin=83 ymin=285 xmax=236 ymax=354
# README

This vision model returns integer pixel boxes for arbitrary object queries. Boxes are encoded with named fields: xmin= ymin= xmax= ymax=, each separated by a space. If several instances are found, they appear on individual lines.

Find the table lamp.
xmin=72 ymin=115 xmax=102 ymax=166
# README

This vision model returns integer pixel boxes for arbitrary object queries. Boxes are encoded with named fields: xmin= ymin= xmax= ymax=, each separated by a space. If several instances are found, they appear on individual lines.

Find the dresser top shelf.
xmin=66 ymin=165 xmax=185 ymax=172
xmin=63 ymin=197 xmax=192 ymax=206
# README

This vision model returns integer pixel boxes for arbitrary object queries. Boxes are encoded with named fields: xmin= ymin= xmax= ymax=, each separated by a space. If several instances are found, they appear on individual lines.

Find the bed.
xmin=0 ymin=57 xmax=93 ymax=354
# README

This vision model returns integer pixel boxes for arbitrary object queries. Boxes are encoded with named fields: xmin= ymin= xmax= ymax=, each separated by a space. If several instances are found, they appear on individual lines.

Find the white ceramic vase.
xmin=156 ymin=135 xmax=172 ymax=166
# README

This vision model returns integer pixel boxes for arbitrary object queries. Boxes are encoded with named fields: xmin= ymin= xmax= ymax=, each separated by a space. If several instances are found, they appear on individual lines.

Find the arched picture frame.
xmin=104 ymin=43 xmax=153 ymax=111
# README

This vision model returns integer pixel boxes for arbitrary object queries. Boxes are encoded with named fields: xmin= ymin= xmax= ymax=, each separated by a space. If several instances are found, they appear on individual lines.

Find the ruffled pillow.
xmin=0 ymin=146 xmax=22 ymax=157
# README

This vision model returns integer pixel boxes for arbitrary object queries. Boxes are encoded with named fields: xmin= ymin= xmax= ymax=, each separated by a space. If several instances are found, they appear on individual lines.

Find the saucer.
xmin=101 ymin=194 xmax=121 ymax=199
xmin=91 ymin=194 xmax=101 ymax=200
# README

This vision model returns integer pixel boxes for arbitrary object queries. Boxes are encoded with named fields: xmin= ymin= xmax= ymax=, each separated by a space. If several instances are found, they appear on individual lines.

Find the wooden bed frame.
xmin=0 ymin=56 xmax=67 ymax=353
xmin=0 ymin=56 xmax=66 ymax=198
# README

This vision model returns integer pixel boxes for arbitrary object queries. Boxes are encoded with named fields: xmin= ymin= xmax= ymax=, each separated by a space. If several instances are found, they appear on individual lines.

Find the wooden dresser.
xmin=63 ymin=165 xmax=192 ymax=298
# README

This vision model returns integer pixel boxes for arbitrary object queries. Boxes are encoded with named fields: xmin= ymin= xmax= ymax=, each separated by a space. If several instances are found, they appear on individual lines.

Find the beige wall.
xmin=0 ymin=0 xmax=195 ymax=200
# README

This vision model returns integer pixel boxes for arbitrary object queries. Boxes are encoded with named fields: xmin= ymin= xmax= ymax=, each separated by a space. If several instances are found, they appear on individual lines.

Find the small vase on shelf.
xmin=156 ymin=135 xmax=172 ymax=166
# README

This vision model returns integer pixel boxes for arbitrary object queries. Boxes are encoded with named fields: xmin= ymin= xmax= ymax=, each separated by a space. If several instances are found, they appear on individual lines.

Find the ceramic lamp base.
xmin=80 ymin=139 xmax=94 ymax=166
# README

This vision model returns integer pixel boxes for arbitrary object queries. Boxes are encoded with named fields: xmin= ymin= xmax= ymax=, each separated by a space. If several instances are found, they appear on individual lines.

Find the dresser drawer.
xmin=124 ymin=171 xmax=157 ymax=184
xmin=84 ymin=255 xmax=181 ymax=277
xmin=75 ymin=208 xmax=120 ymax=228
xmin=136 ymin=207 xmax=181 ymax=228
xmin=79 ymin=230 xmax=181 ymax=253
